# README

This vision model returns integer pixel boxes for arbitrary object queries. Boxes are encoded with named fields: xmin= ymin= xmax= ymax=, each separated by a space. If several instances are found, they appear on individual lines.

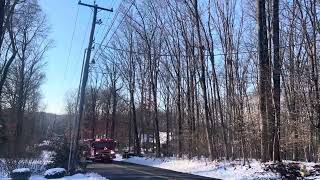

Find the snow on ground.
xmin=29 ymin=173 xmax=108 ymax=180
xmin=115 ymin=154 xmax=279 ymax=180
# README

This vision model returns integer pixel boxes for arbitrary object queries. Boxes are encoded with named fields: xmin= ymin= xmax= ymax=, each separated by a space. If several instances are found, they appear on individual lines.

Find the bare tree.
xmin=257 ymin=0 xmax=271 ymax=162
xmin=272 ymin=0 xmax=281 ymax=162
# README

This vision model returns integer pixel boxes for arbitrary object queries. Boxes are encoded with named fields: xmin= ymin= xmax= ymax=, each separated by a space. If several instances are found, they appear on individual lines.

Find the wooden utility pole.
xmin=69 ymin=1 xmax=112 ymax=173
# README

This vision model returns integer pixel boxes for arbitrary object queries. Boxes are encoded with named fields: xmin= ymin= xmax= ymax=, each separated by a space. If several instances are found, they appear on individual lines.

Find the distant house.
xmin=140 ymin=132 xmax=173 ymax=154
xmin=141 ymin=132 xmax=172 ymax=144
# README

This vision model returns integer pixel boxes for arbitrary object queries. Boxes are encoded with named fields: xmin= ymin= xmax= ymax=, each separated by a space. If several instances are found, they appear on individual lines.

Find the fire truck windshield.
xmin=92 ymin=141 xmax=115 ymax=149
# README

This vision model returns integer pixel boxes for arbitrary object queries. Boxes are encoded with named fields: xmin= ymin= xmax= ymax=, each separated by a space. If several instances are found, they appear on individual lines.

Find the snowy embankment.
xmin=0 ymin=151 xmax=54 ymax=178
xmin=0 ymin=149 xmax=108 ymax=180
xmin=29 ymin=173 xmax=107 ymax=180
xmin=115 ymin=154 xmax=280 ymax=180
xmin=1 ymin=172 xmax=107 ymax=180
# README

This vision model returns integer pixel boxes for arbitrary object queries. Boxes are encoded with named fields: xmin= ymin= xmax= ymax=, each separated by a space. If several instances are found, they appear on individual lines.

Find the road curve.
xmin=87 ymin=161 xmax=219 ymax=180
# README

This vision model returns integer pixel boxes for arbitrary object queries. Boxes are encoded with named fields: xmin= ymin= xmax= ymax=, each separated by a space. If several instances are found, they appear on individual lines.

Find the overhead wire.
xmin=70 ymin=10 xmax=93 ymax=86
xmin=62 ymin=5 xmax=80 ymax=89
xmin=88 ymin=0 xmax=121 ymax=89
xmin=92 ymin=0 xmax=123 ymax=61
xmin=94 ymin=0 xmax=135 ymax=63
xmin=94 ymin=0 xmax=115 ymax=43
xmin=94 ymin=39 xmax=320 ymax=58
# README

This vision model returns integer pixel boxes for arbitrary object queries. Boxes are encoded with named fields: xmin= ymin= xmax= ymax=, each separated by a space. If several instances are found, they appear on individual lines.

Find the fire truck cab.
xmin=86 ymin=138 xmax=116 ymax=163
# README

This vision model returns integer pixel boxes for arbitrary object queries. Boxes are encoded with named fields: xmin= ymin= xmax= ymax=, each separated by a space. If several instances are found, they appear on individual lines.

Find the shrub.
xmin=44 ymin=168 xmax=66 ymax=179
xmin=46 ymin=136 xmax=86 ymax=171
xmin=46 ymin=137 xmax=70 ymax=169
xmin=11 ymin=168 xmax=31 ymax=180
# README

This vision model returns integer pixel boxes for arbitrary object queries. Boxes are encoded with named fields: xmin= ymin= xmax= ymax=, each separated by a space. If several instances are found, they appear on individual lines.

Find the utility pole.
xmin=69 ymin=1 xmax=112 ymax=173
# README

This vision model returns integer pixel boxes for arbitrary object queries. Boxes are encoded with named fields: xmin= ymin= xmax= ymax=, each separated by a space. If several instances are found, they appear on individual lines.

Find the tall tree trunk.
xmin=186 ymin=51 xmax=194 ymax=158
xmin=110 ymin=85 xmax=117 ymax=139
xmin=130 ymin=88 xmax=140 ymax=155
xmin=148 ymin=46 xmax=161 ymax=157
xmin=104 ymin=95 xmax=111 ymax=138
xmin=90 ymin=87 xmax=97 ymax=139
xmin=152 ymin=79 xmax=161 ymax=157
xmin=257 ymin=0 xmax=270 ymax=162
xmin=165 ymin=84 xmax=170 ymax=156
xmin=272 ymin=0 xmax=281 ymax=162
xmin=140 ymin=76 xmax=145 ymax=152
xmin=265 ymin=0 xmax=274 ymax=161
xmin=0 ymin=54 xmax=16 ymax=110
xmin=193 ymin=0 xmax=214 ymax=160
xmin=0 ymin=0 xmax=5 ymax=50
xmin=177 ymin=57 xmax=182 ymax=158
xmin=0 ymin=2 xmax=18 ymax=113
xmin=128 ymin=108 xmax=132 ymax=152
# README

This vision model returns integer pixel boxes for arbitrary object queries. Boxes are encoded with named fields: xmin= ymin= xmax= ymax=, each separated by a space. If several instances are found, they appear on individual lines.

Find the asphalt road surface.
xmin=87 ymin=161 xmax=219 ymax=180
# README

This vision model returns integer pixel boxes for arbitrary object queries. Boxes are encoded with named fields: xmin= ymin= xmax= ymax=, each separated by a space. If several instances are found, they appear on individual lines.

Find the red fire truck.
xmin=85 ymin=138 xmax=116 ymax=163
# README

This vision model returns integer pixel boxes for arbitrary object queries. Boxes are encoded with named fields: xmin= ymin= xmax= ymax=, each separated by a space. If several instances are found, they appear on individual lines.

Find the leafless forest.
xmin=0 ymin=0 xmax=51 ymax=156
xmin=77 ymin=0 xmax=320 ymax=163
xmin=0 ymin=0 xmax=320 ymax=165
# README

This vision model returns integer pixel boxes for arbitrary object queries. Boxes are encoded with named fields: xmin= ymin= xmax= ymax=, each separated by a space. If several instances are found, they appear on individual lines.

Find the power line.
xmin=62 ymin=5 xmax=80 ymax=87
xmin=94 ymin=0 xmax=135 ymax=62
xmin=70 ymin=11 xmax=93 ymax=86
xmin=94 ymin=0 xmax=116 ymax=44
xmin=104 ymin=1 xmax=135 ymax=47
xmin=94 ymin=39 xmax=320 ymax=58
xmin=92 ymin=0 xmax=123 ymax=60
xmin=94 ymin=43 xmax=253 ymax=57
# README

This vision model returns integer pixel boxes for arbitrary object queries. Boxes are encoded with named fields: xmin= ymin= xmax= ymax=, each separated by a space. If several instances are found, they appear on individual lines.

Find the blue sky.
xmin=39 ymin=0 xmax=120 ymax=114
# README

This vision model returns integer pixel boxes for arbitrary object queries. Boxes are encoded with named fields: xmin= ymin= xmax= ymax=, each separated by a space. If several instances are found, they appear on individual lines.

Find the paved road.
xmin=87 ymin=161 xmax=218 ymax=180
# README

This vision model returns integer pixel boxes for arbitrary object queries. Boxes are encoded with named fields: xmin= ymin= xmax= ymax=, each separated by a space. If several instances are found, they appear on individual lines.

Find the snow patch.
xmin=12 ymin=168 xmax=30 ymax=173
xmin=38 ymin=140 xmax=51 ymax=147
xmin=114 ymin=154 xmax=123 ymax=161
xmin=39 ymin=150 xmax=55 ymax=163
xmin=44 ymin=167 xmax=66 ymax=176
